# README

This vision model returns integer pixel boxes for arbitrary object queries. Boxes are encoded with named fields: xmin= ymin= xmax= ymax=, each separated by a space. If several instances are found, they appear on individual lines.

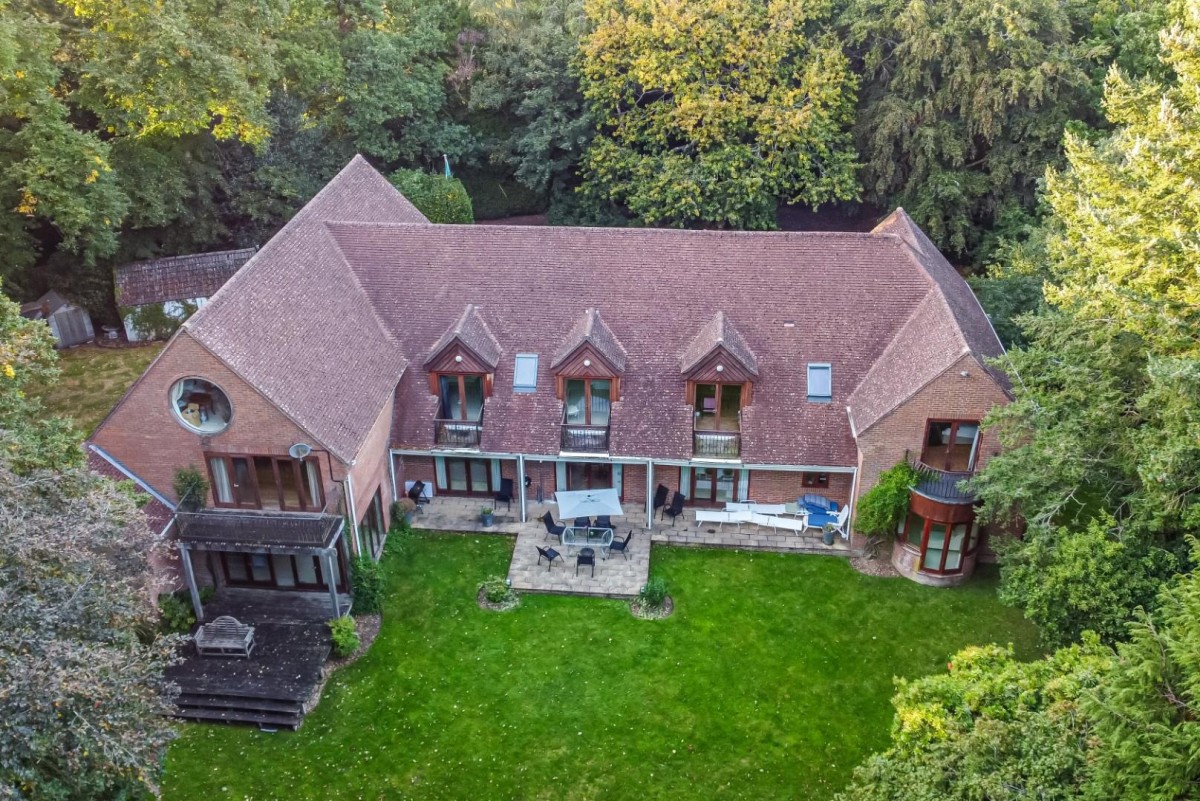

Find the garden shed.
xmin=20 ymin=290 xmax=95 ymax=348
xmin=115 ymin=247 xmax=256 ymax=342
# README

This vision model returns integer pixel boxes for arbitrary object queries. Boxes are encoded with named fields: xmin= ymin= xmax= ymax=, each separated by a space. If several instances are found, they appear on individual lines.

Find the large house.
xmin=90 ymin=156 xmax=1011 ymax=606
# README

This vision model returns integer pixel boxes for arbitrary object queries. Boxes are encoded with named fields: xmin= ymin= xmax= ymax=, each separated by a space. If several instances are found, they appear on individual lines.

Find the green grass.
xmin=163 ymin=535 xmax=1038 ymax=801
xmin=31 ymin=343 xmax=163 ymax=435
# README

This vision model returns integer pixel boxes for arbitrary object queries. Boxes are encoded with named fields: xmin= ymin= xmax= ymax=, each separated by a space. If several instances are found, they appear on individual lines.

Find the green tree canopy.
xmin=577 ymin=0 xmax=859 ymax=229
xmin=846 ymin=0 xmax=1101 ymax=259
xmin=974 ymin=0 xmax=1200 ymax=646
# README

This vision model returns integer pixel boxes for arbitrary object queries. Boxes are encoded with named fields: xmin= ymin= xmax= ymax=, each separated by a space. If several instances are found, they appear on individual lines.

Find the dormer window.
xmin=565 ymin=378 xmax=612 ymax=426
xmin=439 ymin=374 xmax=485 ymax=421
xmin=681 ymin=313 xmax=756 ymax=459
xmin=693 ymin=382 xmax=742 ymax=432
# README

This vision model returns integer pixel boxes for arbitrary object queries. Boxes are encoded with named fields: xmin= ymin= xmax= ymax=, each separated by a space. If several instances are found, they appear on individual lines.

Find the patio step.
xmin=173 ymin=692 xmax=306 ymax=730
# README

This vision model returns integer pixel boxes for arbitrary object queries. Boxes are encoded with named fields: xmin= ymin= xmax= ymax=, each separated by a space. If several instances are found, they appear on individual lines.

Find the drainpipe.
xmin=646 ymin=461 xmax=654 ymax=528
xmin=345 ymin=474 xmax=363 ymax=556
xmin=388 ymin=451 xmax=398 ymax=511
xmin=846 ymin=466 xmax=860 ymax=546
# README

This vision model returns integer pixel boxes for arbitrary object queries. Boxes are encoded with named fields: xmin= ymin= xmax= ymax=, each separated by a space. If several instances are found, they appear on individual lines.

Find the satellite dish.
xmin=288 ymin=442 xmax=313 ymax=460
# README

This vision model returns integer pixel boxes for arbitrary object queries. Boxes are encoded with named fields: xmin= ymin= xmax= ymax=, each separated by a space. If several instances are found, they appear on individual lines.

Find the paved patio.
xmin=408 ymin=495 xmax=852 ymax=599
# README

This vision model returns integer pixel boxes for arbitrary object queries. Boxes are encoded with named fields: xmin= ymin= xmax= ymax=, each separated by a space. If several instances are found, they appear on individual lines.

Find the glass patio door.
xmin=439 ymin=374 xmax=485 ymax=421
xmin=564 ymin=378 xmax=611 ymax=425
xmin=695 ymin=383 xmax=742 ymax=431
xmin=692 ymin=467 xmax=737 ymax=504
xmin=567 ymin=462 xmax=612 ymax=491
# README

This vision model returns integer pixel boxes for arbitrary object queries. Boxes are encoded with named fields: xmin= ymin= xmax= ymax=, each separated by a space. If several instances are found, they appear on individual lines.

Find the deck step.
xmin=175 ymin=693 xmax=303 ymax=715
xmin=172 ymin=706 xmax=304 ymax=730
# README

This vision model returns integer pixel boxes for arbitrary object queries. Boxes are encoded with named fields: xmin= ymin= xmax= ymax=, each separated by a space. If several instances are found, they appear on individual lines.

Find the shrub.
xmin=638 ymin=576 xmax=669 ymax=609
xmin=157 ymin=591 xmax=195 ymax=634
xmin=351 ymin=556 xmax=384 ymax=615
xmin=328 ymin=616 xmax=360 ymax=658
xmin=479 ymin=577 xmax=515 ymax=605
xmin=854 ymin=461 xmax=921 ymax=537
xmin=173 ymin=466 xmax=209 ymax=511
xmin=388 ymin=169 xmax=474 ymax=223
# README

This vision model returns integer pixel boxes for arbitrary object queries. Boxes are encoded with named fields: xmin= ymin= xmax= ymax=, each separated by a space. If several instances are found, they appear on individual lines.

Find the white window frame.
xmin=807 ymin=363 xmax=832 ymax=402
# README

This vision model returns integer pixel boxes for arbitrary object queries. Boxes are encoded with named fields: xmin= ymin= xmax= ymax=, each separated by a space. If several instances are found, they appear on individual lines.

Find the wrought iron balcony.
xmin=561 ymin=423 xmax=610 ymax=453
xmin=912 ymin=460 xmax=976 ymax=503
xmin=434 ymin=414 xmax=483 ymax=449
xmin=693 ymin=430 xmax=741 ymax=459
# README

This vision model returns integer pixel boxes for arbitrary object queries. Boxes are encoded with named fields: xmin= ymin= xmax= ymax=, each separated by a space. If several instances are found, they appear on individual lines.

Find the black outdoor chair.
xmin=574 ymin=516 xmax=592 ymax=529
xmin=664 ymin=491 xmax=686 ymax=526
xmin=594 ymin=515 xmax=613 ymax=531
xmin=408 ymin=480 xmax=429 ymax=506
xmin=576 ymin=547 xmax=596 ymax=577
xmin=494 ymin=477 xmax=514 ymax=512
xmin=536 ymin=545 xmax=562 ymax=571
xmin=609 ymin=530 xmax=633 ymax=561
xmin=652 ymin=483 xmax=669 ymax=520
xmin=542 ymin=512 xmax=565 ymax=541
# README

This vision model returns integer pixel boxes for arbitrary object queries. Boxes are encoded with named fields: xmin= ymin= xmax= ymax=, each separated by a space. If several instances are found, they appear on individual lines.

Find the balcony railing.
xmin=435 ymin=414 xmax=483 ymax=449
xmin=693 ymin=430 xmax=741 ymax=459
xmin=561 ymin=423 xmax=610 ymax=453
xmin=912 ymin=459 xmax=976 ymax=503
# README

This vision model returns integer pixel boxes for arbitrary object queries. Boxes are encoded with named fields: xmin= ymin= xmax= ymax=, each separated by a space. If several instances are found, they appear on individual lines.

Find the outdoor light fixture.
xmin=716 ymin=364 xmax=724 ymax=373
xmin=583 ymin=359 xmax=592 ymax=367
xmin=455 ymin=355 xmax=463 ymax=363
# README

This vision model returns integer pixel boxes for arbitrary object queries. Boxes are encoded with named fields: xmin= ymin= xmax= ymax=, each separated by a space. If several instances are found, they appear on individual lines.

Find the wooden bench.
xmin=195 ymin=615 xmax=256 ymax=658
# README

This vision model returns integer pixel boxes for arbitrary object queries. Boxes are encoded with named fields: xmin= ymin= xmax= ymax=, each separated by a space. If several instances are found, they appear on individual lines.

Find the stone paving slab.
xmin=408 ymin=496 xmax=851 ymax=599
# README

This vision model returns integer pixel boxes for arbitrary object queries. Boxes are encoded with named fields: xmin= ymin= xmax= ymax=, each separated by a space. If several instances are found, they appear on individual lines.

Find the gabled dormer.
xmin=552 ymin=308 xmax=626 ymax=452
xmin=424 ymin=304 xmax=501 ymax=447
xmin=681 ymin=312 xmax=757 ymax=458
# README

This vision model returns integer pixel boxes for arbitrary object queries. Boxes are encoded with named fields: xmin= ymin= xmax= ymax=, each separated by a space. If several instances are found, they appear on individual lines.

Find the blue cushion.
xmin=808 ymin=511 xmax=838 ymax=529
xmin=800 ymin=494 xmax=837 ymax=513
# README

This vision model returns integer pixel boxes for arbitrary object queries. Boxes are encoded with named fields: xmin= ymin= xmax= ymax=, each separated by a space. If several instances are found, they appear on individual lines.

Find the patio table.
xmin=561 ymin=525 xmax=614 ymax=558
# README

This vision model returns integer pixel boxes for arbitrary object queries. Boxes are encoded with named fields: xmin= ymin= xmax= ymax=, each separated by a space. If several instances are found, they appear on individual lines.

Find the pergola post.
xmin=517 ymin=455 xmax=527 ymax=523
xmin=646 ymin=461 xmax=655 ymax=528
xmin=323 ymin=549 xmax=341 ymax=618
xmin=178 ymin=542 xmax=204 ymax=621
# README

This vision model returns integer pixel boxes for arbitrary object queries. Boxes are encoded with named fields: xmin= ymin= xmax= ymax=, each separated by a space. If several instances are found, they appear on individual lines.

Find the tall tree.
xmin=846 ymin=0 xmax=1100 ymax=260
xmin=0 ymin=290 xmax=177 ymax=799
xmin=974 ymin=0 xmax=1200 ymax=645
xmin=577 ymin=0 xmax=859 ymax=229
xmin=470 ymin=0 xmax=594 ymax=197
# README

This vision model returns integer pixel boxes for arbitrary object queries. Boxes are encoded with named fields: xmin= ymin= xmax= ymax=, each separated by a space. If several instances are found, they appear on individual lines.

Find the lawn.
xmin=164 ymin=535 xmax=1038 ymax=801
xmin=31 ymin=343 xmax=163 ymax=435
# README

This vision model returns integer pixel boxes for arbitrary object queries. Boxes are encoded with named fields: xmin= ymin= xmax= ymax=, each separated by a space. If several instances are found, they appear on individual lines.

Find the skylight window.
xmin=513 ymin=354 xmax=539 ymax=393
xmin=807 ymin=363 xmax=832 ymax=402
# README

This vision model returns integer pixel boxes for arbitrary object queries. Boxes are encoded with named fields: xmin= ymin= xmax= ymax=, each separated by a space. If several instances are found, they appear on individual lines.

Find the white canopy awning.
xmin=554 ymin=488 xmax=624 ymax=519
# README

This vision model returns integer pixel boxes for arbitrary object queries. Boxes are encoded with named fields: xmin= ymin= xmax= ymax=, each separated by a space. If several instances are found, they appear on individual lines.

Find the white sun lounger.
xmin=695 ymin=509 xmax=753 ymax=530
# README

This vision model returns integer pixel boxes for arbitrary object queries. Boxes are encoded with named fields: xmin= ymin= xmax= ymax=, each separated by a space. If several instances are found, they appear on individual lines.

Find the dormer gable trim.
xmin=680 ymin=311 xmax=759 ymax=379
xmin=423 ymin=304 xmax=502 ymax=371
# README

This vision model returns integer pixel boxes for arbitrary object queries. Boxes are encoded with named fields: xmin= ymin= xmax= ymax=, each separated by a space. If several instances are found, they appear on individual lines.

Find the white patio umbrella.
xmin=554 ymin=488 xmax=624 ymax=519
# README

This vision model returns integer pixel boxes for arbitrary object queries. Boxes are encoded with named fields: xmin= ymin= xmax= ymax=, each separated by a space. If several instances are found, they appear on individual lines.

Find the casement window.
xmin=358 ymin=488 xmax=386 ymax=559
xmin=900 ymin=512 xmax=981 ymax=575
xmin=807 ymin=363 xmax=832 ymax=402
xmin=437 ymin=374 xmax=486 ymax=421
xmin=564 ymin=378 xmax=612 ymax=426
xmin=438 ymin=458 xmax=493 ymax=495
xmin=221 ymin=552 xmax=346 ymax=591
xmin=802 ymin=472 xmax=829 ymax=488
xmin=922 ymin=420 xmax=981 ymax=472
xmin=693 ymin=382 xmax=743 ymax=431
xmin=207 ymin=454 xmax=324 ymax=511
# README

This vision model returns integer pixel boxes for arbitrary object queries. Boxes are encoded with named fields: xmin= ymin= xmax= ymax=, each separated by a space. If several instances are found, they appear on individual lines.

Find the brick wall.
xmin=394 ymin=454 xmax=436 ymax=493
xmin=748 ymin=469 xmax=852 ymax=507
xmin=349 ymin=398 xmax=398 ymax=533
xmin=855 ymin=354 xmax=1008 ymax=503
xmin=92 ymin=331 xmax=347 ymax=504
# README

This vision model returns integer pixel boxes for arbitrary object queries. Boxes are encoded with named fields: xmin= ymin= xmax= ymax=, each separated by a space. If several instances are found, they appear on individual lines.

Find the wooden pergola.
xmin=174 ymin=510 xmax=346 ymax=621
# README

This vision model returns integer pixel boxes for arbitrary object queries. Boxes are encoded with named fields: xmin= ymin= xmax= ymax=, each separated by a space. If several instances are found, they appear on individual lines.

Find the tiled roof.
xmin=425 ymin=304 xmax=502 ymax=368
xmin=846 ymin=211 xmax=1012 ymax=434
xmin=115 ymin=248 xmax=257 ymax=307
xmin=182 ymin=156 xmax=427 ymax=462
xmin=19 ymin=290 xmax=71 ymax=318
xmin=552 ymin=308 xmax=628 ymax=372
xmin=680 ymin=311 xmax=759 ymax=376
xmin=327 ymin=218 xmax=988 ymax=466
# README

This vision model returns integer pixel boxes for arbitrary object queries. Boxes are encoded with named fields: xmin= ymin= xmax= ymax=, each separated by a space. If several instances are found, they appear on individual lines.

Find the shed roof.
xmin=115 ymin=248 xmax=257 ymax=307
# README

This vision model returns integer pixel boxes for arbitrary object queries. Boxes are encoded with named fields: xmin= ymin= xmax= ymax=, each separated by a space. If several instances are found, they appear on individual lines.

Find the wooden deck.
xmin=169 ymin=588 xmax=346 ymax=729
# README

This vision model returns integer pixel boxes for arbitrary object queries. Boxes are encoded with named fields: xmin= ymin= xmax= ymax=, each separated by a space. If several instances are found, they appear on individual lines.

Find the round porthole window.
xmin=170 ymin=377 xmax=232 ymax=434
